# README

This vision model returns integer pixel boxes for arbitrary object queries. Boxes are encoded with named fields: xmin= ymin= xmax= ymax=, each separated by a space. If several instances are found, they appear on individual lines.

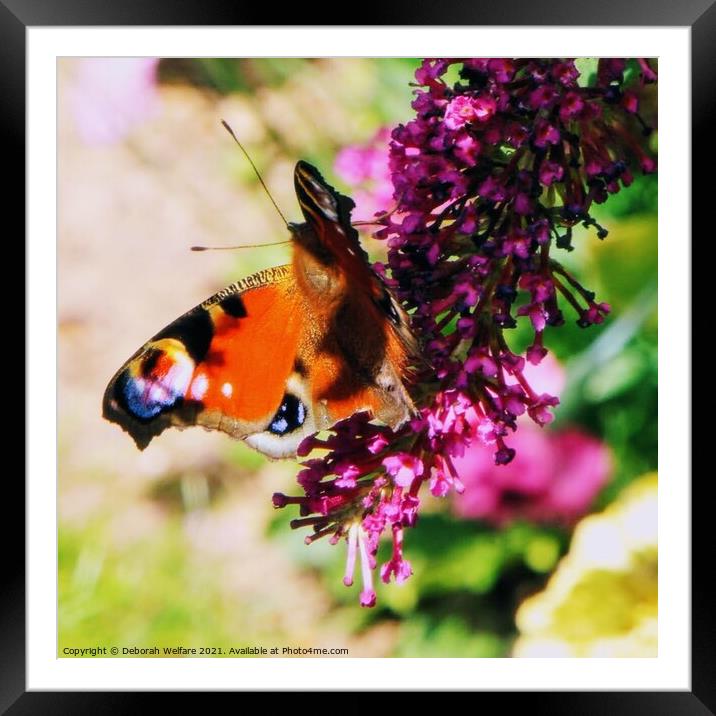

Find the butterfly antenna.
xmin=221 ymin=119 xmax=289 ymax=227
xmin=191 ymin=240 xmax=291 ymax=252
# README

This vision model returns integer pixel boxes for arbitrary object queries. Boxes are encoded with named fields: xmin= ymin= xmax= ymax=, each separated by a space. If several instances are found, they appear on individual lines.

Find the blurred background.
xmin=58 ymin=58 xmax=657 ymax=657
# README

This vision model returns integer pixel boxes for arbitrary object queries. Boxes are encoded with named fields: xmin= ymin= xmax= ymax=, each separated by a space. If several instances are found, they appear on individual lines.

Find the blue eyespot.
xmin=269 ymin=394 xmax=306 ymax=435
xmin=119 ymin=372 xmax=181 ymax=421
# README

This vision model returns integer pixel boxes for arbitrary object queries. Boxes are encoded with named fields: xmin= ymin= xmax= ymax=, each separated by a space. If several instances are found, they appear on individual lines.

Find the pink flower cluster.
xmin=452 ymin=427 xmax=611 ymax=526
xmin=334 ymin=128 xmax=394 ymax=221
xmin=274 ymin=58 xmax=656 ymax=606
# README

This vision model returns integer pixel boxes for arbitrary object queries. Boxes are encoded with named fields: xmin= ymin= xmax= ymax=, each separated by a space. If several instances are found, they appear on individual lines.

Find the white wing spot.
xmin=190 ymin=373 xmax=208 ymax=400
xmin=221 ymin=382 xmax=233 ymax=398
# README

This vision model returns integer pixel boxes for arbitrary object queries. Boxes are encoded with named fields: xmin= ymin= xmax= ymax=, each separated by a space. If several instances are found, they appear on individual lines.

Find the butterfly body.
xmin=103 ymin=161 xmax=417 ymax=458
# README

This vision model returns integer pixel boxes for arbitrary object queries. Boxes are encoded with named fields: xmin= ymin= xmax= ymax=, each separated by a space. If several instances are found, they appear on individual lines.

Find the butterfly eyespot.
xmin=269 ymin=394 xmax=307 ymax=435
xmin=116 ymin=372 xmax=165 ymax=420
xmin=117 ymin=361 xmax=193 ymax=423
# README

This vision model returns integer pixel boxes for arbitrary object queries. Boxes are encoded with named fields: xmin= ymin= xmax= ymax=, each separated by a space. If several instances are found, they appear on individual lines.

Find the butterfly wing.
xmin=104 ymin=161 xmax=418 ymax=459
xmin=291 ymin=162 xmax=418 ymax=430
xmin=102 ymin=265 xmax=320 ymax=458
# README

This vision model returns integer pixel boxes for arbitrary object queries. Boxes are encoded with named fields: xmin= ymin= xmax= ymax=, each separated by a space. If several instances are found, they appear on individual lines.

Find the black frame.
xmin=7 ymin=1 xmax=706 ymax=712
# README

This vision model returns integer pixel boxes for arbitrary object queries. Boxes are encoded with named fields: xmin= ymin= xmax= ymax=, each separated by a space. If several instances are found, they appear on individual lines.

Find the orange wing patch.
xmin=194 ymin=280 xmax=303 ymax=428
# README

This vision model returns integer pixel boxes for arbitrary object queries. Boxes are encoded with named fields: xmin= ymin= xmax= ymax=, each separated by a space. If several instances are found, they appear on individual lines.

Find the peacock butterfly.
xmin=102 ymin=158 xmax=418 ymax=458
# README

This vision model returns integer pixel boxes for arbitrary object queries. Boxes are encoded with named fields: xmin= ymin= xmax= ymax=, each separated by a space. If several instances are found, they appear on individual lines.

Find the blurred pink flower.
xmin=334 ymin=128 xmax=393 ymax=221
xmin=506 ymin=351 xmax=566 ymax=404
xmin=452 ymin=427 xmax=611 ymax=526
xmin=69 ymin=58 xmax=160 ymax=145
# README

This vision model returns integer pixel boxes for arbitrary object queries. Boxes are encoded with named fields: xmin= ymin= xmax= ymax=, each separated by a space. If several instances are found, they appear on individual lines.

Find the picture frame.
xmin=9 ymin=0 xmax=706 ymax=710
